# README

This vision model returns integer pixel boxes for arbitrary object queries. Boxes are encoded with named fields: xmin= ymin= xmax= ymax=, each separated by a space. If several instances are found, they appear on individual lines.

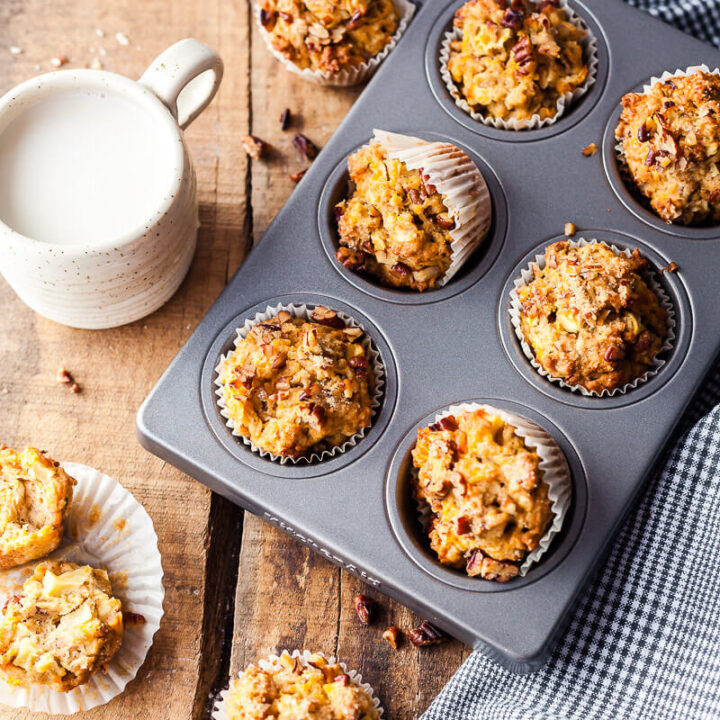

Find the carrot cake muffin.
xmin=218 ymin=307 xmax=374 ymax=458
xmin=225 ymin=651 xmax=379 ymax=720
xmin=0 ymin=446 xmax=74 ymax=570
xmin=0 ymin=561 xmax=123 ymax=691
xmin=447 ymin=0 xmax=588 ymax=123
xmin=336 ymin=141 xmax=457 ymax=291
xmin=412 ymin=409 xmax=553 ymax=582
xmin=517 ymin=241 xmax=668 ymax=393
xmin=258 ymin=0 xmax=400 ymax=76
xmin=615 ymin=70 xmax=720 ymax=225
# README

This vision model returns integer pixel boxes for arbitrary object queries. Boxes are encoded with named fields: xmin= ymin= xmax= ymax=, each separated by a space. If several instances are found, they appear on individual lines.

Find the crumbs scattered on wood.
xmin=280 ymin=108 xmax=292 ymax=131
xmin=57 ymin=367 xmax=81 ymax=393
xmin=115 ymin=32 xmax=130 ymax=46
xmin=290 ymin=168 xmax=308 ymax=183
xmin=50 ymin=56 xmax=68 ymax=68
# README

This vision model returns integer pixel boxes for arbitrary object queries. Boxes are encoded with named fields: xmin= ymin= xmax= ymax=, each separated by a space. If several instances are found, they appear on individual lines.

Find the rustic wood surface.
xmin=0 ymin=2 xmax=470 ymax=719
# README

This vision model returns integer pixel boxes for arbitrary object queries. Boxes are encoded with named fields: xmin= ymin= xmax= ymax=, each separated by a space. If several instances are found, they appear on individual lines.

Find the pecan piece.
xmin=309 ymin=403 xmax=327 ymax=427
xmin=278 ymin=11 xmax=293 ymax=22
xmin=334 ymin=674 xmax=350 ymax=686
xmin=537 ymin=0 xmax=560 ymax=9
xmin=500 ymin=8 xmax=524 ymax=28
xmin=347 ymin=9 xmax=365 ymax=29
xmin=511 ymin=36 xmax=534 ymax=75
xmin=348 ymin=356 xmax=368 ymax=379
xmin=292 ymin=133 xmax=319 ymax=159
xmin=637 ymin=123 xmax=650 ymax=142
xmin=336 ymin=246 xmax=367 ymax=271
xmin=407 ymin=187 xmax=422 ymax=205
xmin=241 ymin=135 xmax=267 ymax=159
xmin=280 ymin=108 xmax=291 ymax=131
xmin=290 ymin=168 xmax=307 ymax=183
xmin=421 ymin=173 xmax=437 ymax=197
xmin=429 ymin=415 xmax=458 ymax=432
xmin=392 ymin=262 xmax=411 ymax=278
xmin=259 ymin=8 xmax=276 ymax=26
xmin=645 ymin=148 xmax=657 ymax=166
xmin=310 ymin=306 xmax=345 ymax=328
xmin=382 ymin=626 xmax=401 ymax=650
xmin=409 ymin=621 xmax=447 ymax=647
xmin=456 ymin=515 xmax=472 ymax=535
xmin=56 ymin=367 xmax=73 ymax=384
xmin=123 ymin=611 xmax=146 ymax=626
xmin=466 ymin=551 xmax=519 ymax=581
xmin=434 ymin=214 xmax=456 ymax=230
xmin=353 ymin=594 xmax=375 ymax=625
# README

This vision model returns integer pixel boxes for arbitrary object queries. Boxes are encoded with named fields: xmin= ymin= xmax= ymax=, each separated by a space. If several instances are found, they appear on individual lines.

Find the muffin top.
xmin=448 ymin=0 xmax=588 ymax=123
xmin=225 ymin=651 xmax=379 ymax=720
xmin=258 ymin=0 xmax=399 ymax=75
xmin=517 ymin=241 xmax=668 ymax=394
xmin=615 ymin=70 xmax=720 ymax=225
xmin=0 ymin=446 xmax=75 ymax=570
xmin=0 ymin=561 xmax=123 ymax=691
xmin=219 ymin=307 xmax=374 ymax=458
xmin=336 ymin=141 xmax=456 ymax=291
xmin=412 ymin=409 xmax=553 ymax=582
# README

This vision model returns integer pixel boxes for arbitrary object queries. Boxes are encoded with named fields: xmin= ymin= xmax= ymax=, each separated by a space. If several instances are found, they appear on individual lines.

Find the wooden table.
xmin=0 ymin=1 xmax=470 ymax=718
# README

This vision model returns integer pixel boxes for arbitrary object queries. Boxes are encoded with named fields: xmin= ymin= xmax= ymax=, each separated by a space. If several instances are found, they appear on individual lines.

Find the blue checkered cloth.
xmin=422 ymin=4 xmax=720 ymax=719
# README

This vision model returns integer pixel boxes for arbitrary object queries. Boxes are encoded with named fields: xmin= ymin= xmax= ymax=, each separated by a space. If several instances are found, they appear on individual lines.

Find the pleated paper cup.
xmin=215 ymin=303 xmax=385 ymax=464
xmin=413 ymin=402 xmax=572 ymax=577
xmin=372 ymin=129 xmax=492 ymax=285
xmin=212 ymin=649 xmax=384 ymax=720
xmin=439 ymin=0 xmax=598 ymax=130
xmin=0 ymin=463 xmax=164 ymax=715
xmin=254 ymin=0 xmax=415 ymax=87
xmin=509 ymin=238 xmax=676 ymax=397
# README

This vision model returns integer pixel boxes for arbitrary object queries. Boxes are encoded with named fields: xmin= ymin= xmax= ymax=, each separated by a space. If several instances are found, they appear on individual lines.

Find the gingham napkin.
xmin=422 ymin=4 xmax=720 ymax=719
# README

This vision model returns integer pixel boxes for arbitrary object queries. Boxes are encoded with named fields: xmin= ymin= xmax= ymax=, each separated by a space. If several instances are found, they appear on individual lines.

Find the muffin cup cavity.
xmin=509 ymin=237 xmax=677 ymax=397
xmin=0 ymin=463 xmax=164 ymax=714
xmin=372 ymin=129 xmax=492 ymax=285
xmin=254 ymin=0 xmax=415 ymax=87
xmin=214 ymin=302 xmax=386 ymax=465
xmin=439 ymin=0 xmax=599 ymax=131
xmin=212 ymin=649 xmax=384 ymax=720
xmin=413 ymin=403 xmax=572 ymax=579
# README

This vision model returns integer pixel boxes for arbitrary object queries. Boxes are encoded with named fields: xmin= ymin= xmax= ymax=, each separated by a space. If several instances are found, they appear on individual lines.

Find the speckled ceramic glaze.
xmin=0 ymin=39 xmax=223 ymax=329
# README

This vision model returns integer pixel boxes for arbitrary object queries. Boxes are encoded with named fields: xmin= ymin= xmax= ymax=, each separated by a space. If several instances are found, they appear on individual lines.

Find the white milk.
xmin=0 ymin=90 xmax=174 ymax=245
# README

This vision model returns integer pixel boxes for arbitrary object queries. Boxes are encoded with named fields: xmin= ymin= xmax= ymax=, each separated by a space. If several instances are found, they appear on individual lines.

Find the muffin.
xmin=516 ymin=241 xmax=668 ymax=394
xmin=218 ymin=307 xmax=374 ymax=458
xmin=0 ymin=446 xmax=75 ymax=570
xmin=257 ymin=0 xmax=400 ymax=77
xmin=225 ymin=651 xmax=379 ymax=720
xmin=615 ymin=69 xmax=720 ymax=225
xmin=0 ymin=561 xmax=123 ymax=691
xmin=447 ymin=0 xmax=588 ymax=124
xmin=336 ymin=141 xmax=465 ymax=291
xmin=412 ymin=408 xmax=554 ymax=582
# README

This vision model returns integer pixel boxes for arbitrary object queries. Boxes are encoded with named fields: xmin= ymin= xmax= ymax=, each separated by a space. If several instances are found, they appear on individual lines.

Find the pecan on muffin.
xmin=447 ymin=0 xmax=588 ymax=123
xmin=258 ymin=0 xmax=400 ymax=76
xmin=0 ymin=446 xmax=75 ymax=570
xmin=336 ymin=141 xmax=458 ymax=291
xmin=225 ymin=651 xmax=379 ymax=720
xmin=615 ymin=70 xmax=720 ymax=225
xmin=0 ymin=561 xmax=123 ymax=691
xmin=517 ymin=241 xmax=668 ymax=394
xmin=218 ymin=307 xmax=374 ymax=458
xmin=412 ymin=409 xmax=554 ymax=582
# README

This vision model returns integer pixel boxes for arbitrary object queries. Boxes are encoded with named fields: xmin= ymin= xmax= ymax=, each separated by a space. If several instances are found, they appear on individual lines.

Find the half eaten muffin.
xmin=0 ymin=446 xmax=75 ymax=570
xmin=0 ymin=561 xmax=123 ymax=691
xmin=412 ymin=408 xmax=555 ymax=582
xmin=516 ymin=241 xmax=668 ymax=394
xmin=218 ymin=307 xmax=374 ymax=458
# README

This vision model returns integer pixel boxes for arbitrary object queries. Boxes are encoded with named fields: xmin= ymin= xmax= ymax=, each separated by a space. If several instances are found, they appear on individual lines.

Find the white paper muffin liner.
xmin=255 ymin=0 xmax=415 ymax=86
xmin=212 ymin=649 xmax=384 ymax=720
xmin=215 ymin=303 xmax=385 ymax=464
xmin=615 ymin=65 xmax=720 ymax=212
xmin=0 ymin=462 xmax=164 ymax=714
xmin=371 ymin=129 xmax=492 ymax=285
xmin=413 ymin=403 xmax=571 ymax=578
xmin=509 ymin=237 xmax=676 ymax=397
xmin=439 ymin=0 xmax=598 ymax=130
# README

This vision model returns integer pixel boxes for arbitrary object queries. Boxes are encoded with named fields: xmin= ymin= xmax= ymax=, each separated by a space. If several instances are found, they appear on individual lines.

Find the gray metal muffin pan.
xmin=137 ymin=0 xmax=720 ymax=672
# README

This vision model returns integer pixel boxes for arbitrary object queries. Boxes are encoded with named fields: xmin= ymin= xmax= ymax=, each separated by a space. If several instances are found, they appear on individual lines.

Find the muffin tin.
xmin=137 ymin=0 xmax=720 ymax=672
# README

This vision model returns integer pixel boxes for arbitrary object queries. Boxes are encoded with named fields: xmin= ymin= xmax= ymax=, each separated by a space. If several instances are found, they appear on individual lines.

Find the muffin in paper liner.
xmin=439 ymin=0 xmax=599 ymax=131
xmin=614 ymin=64 xmax=720 ymax=223
xmin=509 ymin=237 xmax=676 ymax=397
xmin=413 ymin=403 xmax=572 ymax=578
xmin=215 ymin=303 xmax=385 ymax=464
xmin=371 ymin=129 xmax=492 ymax=285
xmin=212 ymin=649 xmax=384 ymax=720
xmin=0 ymin=462 xmax=164 ymax=714
xmin=254 ymin=0 xmax=415 ymax=87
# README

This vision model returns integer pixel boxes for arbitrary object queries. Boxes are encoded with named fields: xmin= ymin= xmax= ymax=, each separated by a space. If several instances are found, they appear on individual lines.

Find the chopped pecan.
xmin=310 ymin=306 xmax=345 ymax=328
xmin=56 ymin=367 xmax=73 ymax=384
xmin=409 ymin=621 xmax=447 ymax=647
xmin=407 ymin=187 xmax=422 ymax=205
xmin=429 ymin=415 xmax=458 ymax=432
xmin=280 ymin=108 xmax=291 ymax=131
xmin=336 ymin=246 xmax=367 ymax=271
xmin=292 ymin=133 xmax=319 ymax=159
xmin=434 ymin=214 xmax=456 ymax=230
xmin=466 ymin=552 xmax=519 ymax=581
xmin=259 ymin=8 xmax=274 ymax=26
xmin=70 ymin=383 xmax=81 ymax=394
xmin=382 ymin=626 xmax=401 ymax=650
xmin=604 ymin=345 xmax=620 ymax=361
xmin=242 ymin=135 xmax=267 ymax=159
xmin=278 ymin=11 xmax=293 ymax=22
xmin=421 ymin=173 xmax=437 ymax=197
xmin=500 ymin=8 xmax=524 ymax=28
xmin=456 ymin=515 xmax=472 ymax=535
xmin=123 ymin=611 xmax=146 ymax=626
xmin=645 ymin=148 xmax=657 ymax=166
xmin=290 ymin=168 xmax=307 ymax=183
xmin=537 ymin=0 xmax=560 ymax=9
xmin=511 ymin=36 xmax=534 ymax=74
xmin=309 ymin=403 xmax=326 ymax=426
xmin=392 ymin=262 xmax=411 ymax=278
xmin=347 ymin=9 xmax=365 ymax=29
xmin=637 ymin=123 xmax=650 ymax=142
xmin=334 ymin=204 xmax=344 ymax=222
xmin=334 ymin=674 xmax=350 ymax=686
xmin=353 ymin=594 xmax=376 ymax=624
xmin=348 ymin=356 xmax=368 ymax=379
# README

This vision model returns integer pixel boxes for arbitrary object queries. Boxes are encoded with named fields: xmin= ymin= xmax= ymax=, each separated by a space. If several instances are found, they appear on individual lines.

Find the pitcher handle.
xmin=139 ymin=38 xmax=223 ymax=130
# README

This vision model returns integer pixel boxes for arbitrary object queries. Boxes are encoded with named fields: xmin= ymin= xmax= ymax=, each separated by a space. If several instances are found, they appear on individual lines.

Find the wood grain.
xmin=0 ymin=2 xmax=470 ymax=718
